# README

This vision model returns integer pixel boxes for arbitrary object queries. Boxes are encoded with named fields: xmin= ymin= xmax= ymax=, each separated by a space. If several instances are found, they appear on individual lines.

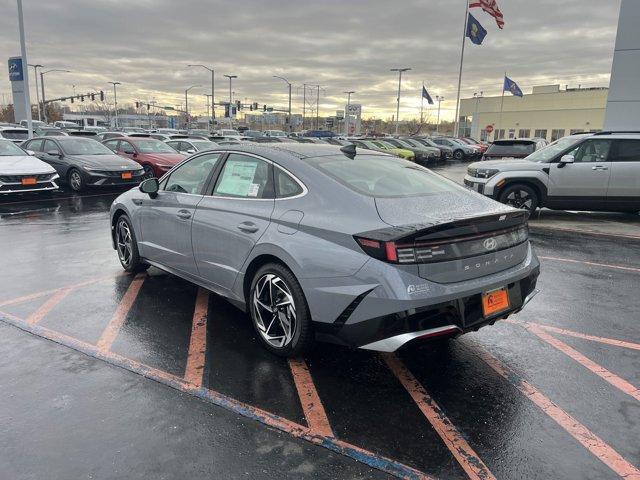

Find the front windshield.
xmin=0 ymin=140 xmax=26 ymax=156
xmin=60 ymin=139 xmax=114 ymax=155
xmin=524 ymin=135 xmax=586 ymax=163
xmin=134 ymin=139 xmax=178 ymax=154
xmin=192 ymin=140 xmax=217 ymax=150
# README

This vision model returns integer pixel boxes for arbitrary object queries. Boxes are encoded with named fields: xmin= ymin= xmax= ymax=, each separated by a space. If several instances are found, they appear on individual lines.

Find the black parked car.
xmin=408 ymin=137 xmax=454 ymax=162
xmin=482 ymin=138 xmax=549 ymax=161
xmin=22 ymin=137 xmax=145 ymax=192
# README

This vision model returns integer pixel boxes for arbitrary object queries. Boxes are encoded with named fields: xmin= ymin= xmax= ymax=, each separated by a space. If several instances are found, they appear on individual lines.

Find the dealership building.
xmin=459 ymin=84 xmax=608 ymax=142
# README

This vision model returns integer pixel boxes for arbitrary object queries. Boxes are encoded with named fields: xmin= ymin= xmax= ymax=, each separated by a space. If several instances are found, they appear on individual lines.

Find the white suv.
xmin=464 ymin=132 xmax=640 ymax=213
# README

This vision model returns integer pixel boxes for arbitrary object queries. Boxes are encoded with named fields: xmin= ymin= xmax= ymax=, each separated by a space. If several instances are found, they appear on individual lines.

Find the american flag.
xmin=469 ymin=0 xmax=504 ymax=29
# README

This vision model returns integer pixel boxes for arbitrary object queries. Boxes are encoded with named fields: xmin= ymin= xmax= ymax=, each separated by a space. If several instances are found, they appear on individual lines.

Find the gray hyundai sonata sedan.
xmin=109 ymin=144 xmax=539 ymax=356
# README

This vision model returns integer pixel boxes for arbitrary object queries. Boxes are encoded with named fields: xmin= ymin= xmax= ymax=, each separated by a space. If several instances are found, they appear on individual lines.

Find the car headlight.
xmin=468 ymin=167 xmax=499 ymax=178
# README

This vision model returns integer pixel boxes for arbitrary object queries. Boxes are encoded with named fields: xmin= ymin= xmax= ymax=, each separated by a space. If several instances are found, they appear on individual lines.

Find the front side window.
xmin=164 ymin=153 xmax=221 ymax=194
xmin=311 ymin=155 xmax=462 ymax=198
xmin=44 ymin=139 xmax=61 ymax=155
xmin=133 ymin=139 xmax=176 ymax=154
xmin=103 ymin=140 xmax=119 ymax=152
xmin=25 ymin=139 xmax=44 ymax=152
xmin=119 ymin=141 xmax=136 ymax=154
xmin=610 ymin=140 xmax=640 ymax=162
xmin=570 ymin=139 xmax=612 ymax=163
xmin=213 ymin=154 xmax=273 ymax=199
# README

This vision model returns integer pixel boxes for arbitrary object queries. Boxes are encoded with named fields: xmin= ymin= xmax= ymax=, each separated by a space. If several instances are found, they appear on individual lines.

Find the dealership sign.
xmin=8 ymin=57 xmax=24 ymax=82
xmin=346 ymin=103 xmax=362 ymax=115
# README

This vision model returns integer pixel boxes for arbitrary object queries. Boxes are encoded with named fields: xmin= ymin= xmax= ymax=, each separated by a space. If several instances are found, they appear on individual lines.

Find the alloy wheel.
xmin=505 ymin=189 xmax=533 ymax=210
xmin=116 ymin=219 xmax=133 ymax=267
xmin=253 ymin=273 xmax=296 ymax=348
xmin=69 ymin=171 xmax=82 ymax=191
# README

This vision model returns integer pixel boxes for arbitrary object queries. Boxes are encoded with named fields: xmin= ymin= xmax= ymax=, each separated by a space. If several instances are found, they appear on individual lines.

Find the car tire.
xmin=67 ymin=168 xmax=85 ymax=192
xmin=114 ymin=214 xmax=148 ymax=273
xmin=249 ymin=263 xmax=314 ymax=357
xmin=142 ymin=165 xmax=155 ymax=179
xmin=499 ymin=183 xmax=539 ymax=213
xmin=453 ymin=149 xmax=464 ymax=161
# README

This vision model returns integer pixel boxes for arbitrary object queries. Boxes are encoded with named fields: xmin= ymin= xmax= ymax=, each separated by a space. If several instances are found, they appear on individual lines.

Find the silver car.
xmin=110 ymin=144 xmax=539 ymax=356
xmin=0 ymin=139 xmax=59 ymax=194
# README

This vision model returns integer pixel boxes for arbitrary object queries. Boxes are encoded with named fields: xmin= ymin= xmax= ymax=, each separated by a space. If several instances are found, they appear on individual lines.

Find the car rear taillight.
xmin=355 ymin=225 xmax=528 ymax=265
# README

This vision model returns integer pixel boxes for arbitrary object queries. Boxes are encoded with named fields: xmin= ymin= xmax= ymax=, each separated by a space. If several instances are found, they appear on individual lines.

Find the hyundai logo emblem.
xmin=483 ymin=237 xmax=497 ymax=250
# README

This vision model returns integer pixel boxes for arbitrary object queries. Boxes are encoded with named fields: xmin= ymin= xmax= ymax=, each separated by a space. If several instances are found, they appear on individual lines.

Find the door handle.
xmin=177 ymin=209 xmax=192 ymax=220
xmin=592 ymin=166 xmax=608 ymax=171
xmin=237 ymin=222 xmax=259 ymax=233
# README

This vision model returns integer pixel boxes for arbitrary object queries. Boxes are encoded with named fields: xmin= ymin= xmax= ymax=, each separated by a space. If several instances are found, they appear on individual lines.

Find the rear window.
xmin=310 ymin=155 xmax=460 ymax=198
xmin=0 ymin=130 xmax=29 ymax=140
xmin=486 ymin=141 xmax=535 ymax=156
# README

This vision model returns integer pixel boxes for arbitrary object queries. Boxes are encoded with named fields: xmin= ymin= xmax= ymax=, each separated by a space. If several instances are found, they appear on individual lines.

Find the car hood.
xmin=374 ymin=189 xmax=515 ymax=228
xmin=69 ymin=154 xmax=142 ymax=170
xmin=470 ymin=159 xmax=541 ymax=171
xmin=139 ymin=153 xmax=186 ymax=165
xmin=0 ymin=155 xmax=56 ymax=175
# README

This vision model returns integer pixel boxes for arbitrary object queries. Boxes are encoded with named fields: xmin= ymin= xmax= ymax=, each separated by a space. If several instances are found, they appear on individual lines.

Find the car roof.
xmin=213 ymin=142 xmax=389 ymax=161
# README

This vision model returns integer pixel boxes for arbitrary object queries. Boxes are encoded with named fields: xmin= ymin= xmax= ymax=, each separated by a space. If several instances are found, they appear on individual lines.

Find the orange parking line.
xmin=96 ymin=273 xmax=145 ymax=352
xmin=384 ymin=354 xmax=496 ymax=480
xmin=538 ymin=255 xmax=640 ymax=273
xmin=25 ymin=288 xmax=72 ymax=325
xmin=288 ymin=357 xmax=334 ymax=437
xmin=0 ymin=273 xmax=125 ymax=309
xmin=474 ymin=347 xmax=640 ymax=479
xmin=184 ymin=288 xmax=209 ymax=387
xmin=523 ymin=323 xmax=640 ymax=403
xmin=528 ymin=322 xmax=640 ymax=351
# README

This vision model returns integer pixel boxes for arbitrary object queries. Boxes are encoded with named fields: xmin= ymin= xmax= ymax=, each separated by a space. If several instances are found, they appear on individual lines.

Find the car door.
xmin=547 ymin=138 xmax=612 ymax=208
xmin=40 ymin=139 xmax=66 ymax=177
xmin=606 ymin=139 xmax=640 ymax=210
xmin=191 ymin=153 xmax=275 ymax=291
xmin=137 ymin=152 xmax=222 ymax=277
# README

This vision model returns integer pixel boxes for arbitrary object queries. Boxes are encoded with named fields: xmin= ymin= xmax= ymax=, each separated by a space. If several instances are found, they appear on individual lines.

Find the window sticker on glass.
xmin=248 ymin=183 xmax=260 ymax=197
xmin=216 ymin=159 xmax=259 ymax=196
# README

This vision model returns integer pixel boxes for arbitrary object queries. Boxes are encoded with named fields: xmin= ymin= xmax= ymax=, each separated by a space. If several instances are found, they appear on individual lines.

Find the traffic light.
xmin=146 ymin=103 xmax=150 ymax=110
xmin=236 ymin=100 xmax=241 ymax=110
xmin=90 ymin=93 xmax=95 ymax=101
xmin=249 ymin=104 xmax=253 ymax=111
xmin=70 ymin=97 xmax=74 ymax=103
xmin=80 ymin=95 xmax=84 ymax=102
xmin=263 ymin=104 xmax=267 ymax=112
xmin=224 ymin=104 xmax=230 ymax=118
xmin=135 ymin=102 xmax=140 ymax=108
xmin=99 ymin=90 xmax=104 ymax=101
xmin=253 ymin=102 xmax=258 ymax=110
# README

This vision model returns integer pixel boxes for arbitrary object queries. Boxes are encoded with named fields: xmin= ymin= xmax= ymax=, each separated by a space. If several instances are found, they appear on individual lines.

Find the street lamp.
xmin=40 ymin=69 xmax=71 ymax=124
xmin=28 ymin=63 xmax=43 ymax=121
xmin=184 ymin=84 xmax=201 ymax=129
xmin=224 ymin=75 xmax=237 ymax=127
xmin=188 ymin=64 xmax=215 ymax=128
xmin=435 ymin=96 xmax=444 ymax=133
xmin=343 ymin=91 xmax=355 ymax=136
xmin=390 ymin=67 xmax=411 ymax=135
xmin=273 ymin=76 xmax=292 ymax=133
xmin=108 ymin=81 xmax=121 ymax=129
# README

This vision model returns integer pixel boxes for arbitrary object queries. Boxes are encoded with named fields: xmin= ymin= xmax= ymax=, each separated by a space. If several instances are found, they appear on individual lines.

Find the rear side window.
xmin=213 ymin=154 xmax=274 ymax=199
xmin=275 ymin=168 xmax=304 ymax=198
xmin=486 ymin=142 xmax=535 ymax=156
xmin=610 ymin=140 xmax=640 ymax=162
xmin=311 ymin=155 xmax=461 ymax=198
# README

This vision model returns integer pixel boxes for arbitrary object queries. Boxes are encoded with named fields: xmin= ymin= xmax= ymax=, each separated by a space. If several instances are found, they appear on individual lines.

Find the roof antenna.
xmin=340 ymin=144 xmax=356 ymax=159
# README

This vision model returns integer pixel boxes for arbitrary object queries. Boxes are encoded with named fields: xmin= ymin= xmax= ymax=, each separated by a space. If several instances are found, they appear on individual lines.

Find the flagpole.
xmin=420 ymin=81 xmax=424 ymax=126
xmin=453 ymin=0 xmax=469 ymax=137
xmin=497 ymin=71 xmax=506 ymax=139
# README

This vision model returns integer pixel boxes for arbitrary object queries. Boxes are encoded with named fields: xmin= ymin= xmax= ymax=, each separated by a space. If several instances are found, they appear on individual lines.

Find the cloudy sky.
xmin=0 ymin=0 xmax=622 ymax=120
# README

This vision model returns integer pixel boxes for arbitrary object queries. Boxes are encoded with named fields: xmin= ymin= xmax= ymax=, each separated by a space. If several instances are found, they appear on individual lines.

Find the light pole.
xmin=390 ymin=67 xmax=411 ymax=135
xmin=189 ymin=64 xmax=215 ymax=128
xmin=224 ymin=75 xmax=237 ymax=127
xmin=28 ymin=63 xmax=43 ymax=121
xmin=40 ymin=69 xmax=71 ymax=124
xmin=435 ymin=95 xmax=444 ymax=133
xmin=273 ymin=76 xmax=292 ymax=132
xmin=184 ymin=85 xmax=200 ymax=129
xmin=16 ymin=0 xmax=34 ymax=137
xmin=473 ymin=91 xmax=483 ymax=139
xmin=108 ymin=81 xmax=121 ymax=129
xmin=204 ymin=94 xmax=212 ymax=129
xmin=343 ymin=91 xmax=355 ymax=136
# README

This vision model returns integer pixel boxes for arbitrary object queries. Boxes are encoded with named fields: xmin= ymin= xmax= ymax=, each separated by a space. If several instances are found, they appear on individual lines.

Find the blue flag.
xmin=466 ymin=13 xmax=487 ymax=45
xmin=503 ymin=76 xmax=523 ymax=97
xmin=421 ymin=86 xmax=434 ymax=105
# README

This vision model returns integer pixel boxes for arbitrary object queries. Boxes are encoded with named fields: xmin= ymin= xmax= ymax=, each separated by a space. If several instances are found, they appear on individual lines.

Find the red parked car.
xmin=460 ymin=137 xmax=488 ymax=154
xmin=102 ymin=136 xmax=186 ymax=178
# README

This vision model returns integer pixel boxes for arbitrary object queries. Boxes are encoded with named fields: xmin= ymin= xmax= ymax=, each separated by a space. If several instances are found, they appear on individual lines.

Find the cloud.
xmin=0 ymin=0 xmax=621 ymax=120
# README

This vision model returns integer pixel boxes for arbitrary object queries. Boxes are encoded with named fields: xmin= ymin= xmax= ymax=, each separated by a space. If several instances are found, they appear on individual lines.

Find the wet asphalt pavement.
xmin=0 ymin=170 xmax=639 ymax=480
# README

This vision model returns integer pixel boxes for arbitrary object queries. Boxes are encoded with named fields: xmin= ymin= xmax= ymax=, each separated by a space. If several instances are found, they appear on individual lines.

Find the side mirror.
xmin=46 ymin=150 xmax=61 ymax=157
xmin=139 ymin=177 xmax=159 ymax=197
xmin=558 ymin=154 xmax=574 ymax=168
xmin=186 ymin=149 xmax=196 ymax=154
xmin=26 ymin=149 xmax=35 ymax=156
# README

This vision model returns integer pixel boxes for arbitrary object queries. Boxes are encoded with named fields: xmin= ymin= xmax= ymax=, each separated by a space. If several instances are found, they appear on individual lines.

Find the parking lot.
xmin=1 ymin=159 xmax=638 ymax=480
